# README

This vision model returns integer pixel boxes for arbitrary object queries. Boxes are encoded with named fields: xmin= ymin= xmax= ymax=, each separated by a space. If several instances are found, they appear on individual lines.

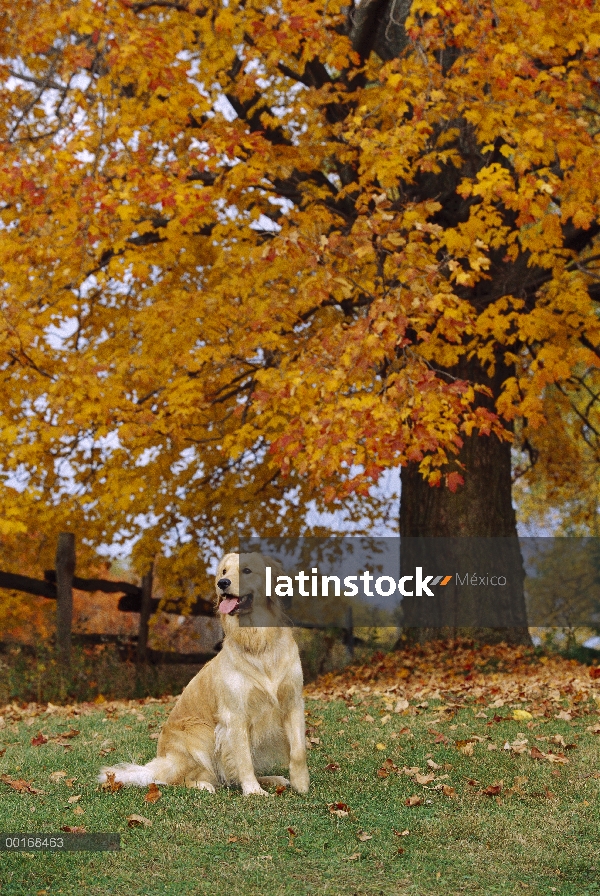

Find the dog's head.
xmin=215 ymin=552 xmax=285 ymax=630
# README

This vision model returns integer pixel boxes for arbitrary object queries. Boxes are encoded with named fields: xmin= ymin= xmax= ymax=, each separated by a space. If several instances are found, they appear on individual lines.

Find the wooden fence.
xmin=0 ymin=533 xmax=354 ymax=665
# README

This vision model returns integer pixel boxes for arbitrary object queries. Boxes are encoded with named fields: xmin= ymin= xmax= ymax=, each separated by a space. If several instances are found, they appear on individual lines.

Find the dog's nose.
xmin=217 ymin=578 xmax=231 ymax=592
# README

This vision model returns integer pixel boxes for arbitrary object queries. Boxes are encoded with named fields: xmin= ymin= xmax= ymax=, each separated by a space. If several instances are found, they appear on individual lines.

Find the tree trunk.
xmin=399 ymin=360 xmax=531 ymax=646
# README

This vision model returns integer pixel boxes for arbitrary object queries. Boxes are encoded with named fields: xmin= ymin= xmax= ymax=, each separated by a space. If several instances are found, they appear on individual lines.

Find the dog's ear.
xmin=264 ymin=556 xmax=285 ymax=578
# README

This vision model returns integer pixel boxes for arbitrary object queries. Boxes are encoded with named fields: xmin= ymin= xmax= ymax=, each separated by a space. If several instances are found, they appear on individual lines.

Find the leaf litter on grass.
xmin=2 ymin=643 xmax=600 ymax=895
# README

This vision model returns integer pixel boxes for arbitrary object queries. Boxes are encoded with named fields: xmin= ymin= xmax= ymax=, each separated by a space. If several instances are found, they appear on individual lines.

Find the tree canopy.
xmin=0 ymin=0 xmax=599 ymax=600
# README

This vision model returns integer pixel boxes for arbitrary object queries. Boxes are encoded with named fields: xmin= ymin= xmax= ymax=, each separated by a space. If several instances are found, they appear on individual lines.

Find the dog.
xmin=98 ymin=552 xmax=309 ymax=796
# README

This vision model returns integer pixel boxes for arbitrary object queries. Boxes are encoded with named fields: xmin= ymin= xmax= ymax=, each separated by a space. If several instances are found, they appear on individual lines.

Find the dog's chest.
xmin=224 ymin=651 xmax=295 ymax=707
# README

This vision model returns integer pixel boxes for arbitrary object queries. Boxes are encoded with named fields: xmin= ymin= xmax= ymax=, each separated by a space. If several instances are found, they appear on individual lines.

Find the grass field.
xmin=0 ymin=645 xmax=599 ymax=896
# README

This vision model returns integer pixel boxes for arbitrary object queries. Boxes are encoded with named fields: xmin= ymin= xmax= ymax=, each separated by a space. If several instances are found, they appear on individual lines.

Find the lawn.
xmin=0 ymin=644 xmax=599 ymax=896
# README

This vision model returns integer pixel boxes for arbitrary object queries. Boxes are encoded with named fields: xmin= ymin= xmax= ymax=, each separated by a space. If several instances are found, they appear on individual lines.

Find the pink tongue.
xmin=219 ymin=597 xmax=239 ymax=615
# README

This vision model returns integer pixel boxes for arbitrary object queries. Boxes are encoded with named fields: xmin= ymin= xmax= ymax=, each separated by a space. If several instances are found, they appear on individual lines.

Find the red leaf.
xmin=482 ymin=783 xmax=502 ymax=797
xmin=144 ymin=782 xmax=161 ymax=803
xmin=446 ymin=472 xmax=464 ymax=493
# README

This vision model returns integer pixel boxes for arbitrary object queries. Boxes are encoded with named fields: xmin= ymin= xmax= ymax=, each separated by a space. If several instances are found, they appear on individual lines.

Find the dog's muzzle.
xmin=218 ymin=592 xmax=254 ymax=615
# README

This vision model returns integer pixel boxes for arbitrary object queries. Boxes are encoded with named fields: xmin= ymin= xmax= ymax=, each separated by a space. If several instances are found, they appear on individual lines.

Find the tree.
xmin=0 ymin=0 xmax=598 ymax=641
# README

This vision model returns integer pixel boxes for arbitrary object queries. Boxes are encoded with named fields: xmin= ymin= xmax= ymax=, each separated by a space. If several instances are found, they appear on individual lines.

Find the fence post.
xmin=345 ymin=606 xmax=354 ymax=658
xmin=56 ymin=533 xmax=75 ymax=666
xmin=136 ymin=565 xmax=154 ymax=666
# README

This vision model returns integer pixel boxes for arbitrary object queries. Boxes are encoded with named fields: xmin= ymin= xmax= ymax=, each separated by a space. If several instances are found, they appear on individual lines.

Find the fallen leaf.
xmin=357 ymin=831 xmax=372 ymax=841
xmin=144 ymin=783 xmax=161 ymax=803
xmin=512 ymin=710 xmax=533 ymax=721
xmin=49 ymin=771 xmax=67 ymax=783
xmin=58 ymin=729 xmax=80 ymax=739
xmin=415 ymin=773 xmax=435 ymax=785
xmin=328 ymin=802 xmax=350 ymax=817
xmin=275 ymin=785 xmax=286 ymax=795
xmin=442 ymin=784 xmax=457 ymax=798
xmin=31 ymin=733 xmax=48 ymax=747
xmin=363 ymin=714 xmax=375 ymax=723
xmin=324 ymin=762 xmax=340 ymax=771
xmin=504 ymin=737 xmax=528 ymax=754
xmin=72 ymin=805 xmax=84 ymax=816
xmin=482 ymin=783 xmax=503 ymax=797
xmin=398 ymin=726 xmax=412 ymax=736
xmin=555 ymin=711 xmax=572 ymax=722
xmin=380 ymin=714 xmax=391 ymax=725
xmin=0 ymin=774 xmax=43 ymax=794
xmin=346 ymin=852 xmax=361 ymax=861
xmin=227 ymin=835 xmax=238 ymax=843
xmin=394 ymin=829 xmax=410 ymax=837
xmin=67 ymin=794 xmax=81 ymax=803
xmin=546 ymin=752 xmax=569 ymax=765
xmin=458 ymin=742 xmax=474 ymax=756
xmin=530 ymin=746 xmax=568 ymax=765
xmin=100 ymin=772 xmax=123 ymax=793
xmin=427 ymin=759 xmax=442 ymax=770
xmin=61 ymin=826 xmax=86 ymax=834
xmin=405 ymin=795 xmax=423 ymax=807
xmin=127 ymin=814 xmax=152 ymax=827
xmin=394 ymin=699 xmax=409 ymax=713
xmin=377 ymin=757 xmax=399 ymax=778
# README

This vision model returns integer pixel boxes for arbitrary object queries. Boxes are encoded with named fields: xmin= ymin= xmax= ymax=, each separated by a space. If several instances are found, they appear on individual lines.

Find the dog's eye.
xmin=242 ymin=568 xmax=252 ymax=574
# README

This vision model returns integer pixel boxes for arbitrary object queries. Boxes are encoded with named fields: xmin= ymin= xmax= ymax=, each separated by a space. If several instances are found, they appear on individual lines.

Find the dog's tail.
xmin=98 ymin=757 xmax=174 ymax=787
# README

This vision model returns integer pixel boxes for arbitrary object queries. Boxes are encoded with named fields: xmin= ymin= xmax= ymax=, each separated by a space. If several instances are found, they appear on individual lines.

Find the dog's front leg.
xmin=222 ymin=718 xmax=268 ymax=796
xmin=283 ymin=702 xmax=310 ymax=794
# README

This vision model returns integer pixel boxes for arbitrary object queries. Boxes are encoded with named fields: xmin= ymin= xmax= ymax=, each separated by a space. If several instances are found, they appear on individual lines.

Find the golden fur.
xmin=98 ymin=552 xmax=309 ymax=795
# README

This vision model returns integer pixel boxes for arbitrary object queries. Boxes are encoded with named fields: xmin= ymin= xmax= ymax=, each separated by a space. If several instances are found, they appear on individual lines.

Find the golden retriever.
xmin=98 ymin=552 xmax=309 ymax=795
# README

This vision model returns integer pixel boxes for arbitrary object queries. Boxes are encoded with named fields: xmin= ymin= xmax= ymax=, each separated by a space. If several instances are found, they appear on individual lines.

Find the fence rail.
xmin=0 ymin=533 xmax=354 ymax=665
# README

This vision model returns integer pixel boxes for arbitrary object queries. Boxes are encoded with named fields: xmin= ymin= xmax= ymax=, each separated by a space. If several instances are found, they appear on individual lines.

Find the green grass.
xmin=0 ymin=694 xmax=599 ymax=896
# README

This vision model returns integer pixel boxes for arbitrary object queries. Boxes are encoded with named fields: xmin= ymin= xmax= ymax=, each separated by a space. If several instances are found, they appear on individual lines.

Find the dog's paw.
xmin=257 ymin=776 xmax=290 ymax=788
xmin=184 ymin=779 xmax=216 ymax=793
xmin=290 ymin=771 xmax=310 ymax=794
xmin=242 ymin=782 xmax=269 ymax=796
